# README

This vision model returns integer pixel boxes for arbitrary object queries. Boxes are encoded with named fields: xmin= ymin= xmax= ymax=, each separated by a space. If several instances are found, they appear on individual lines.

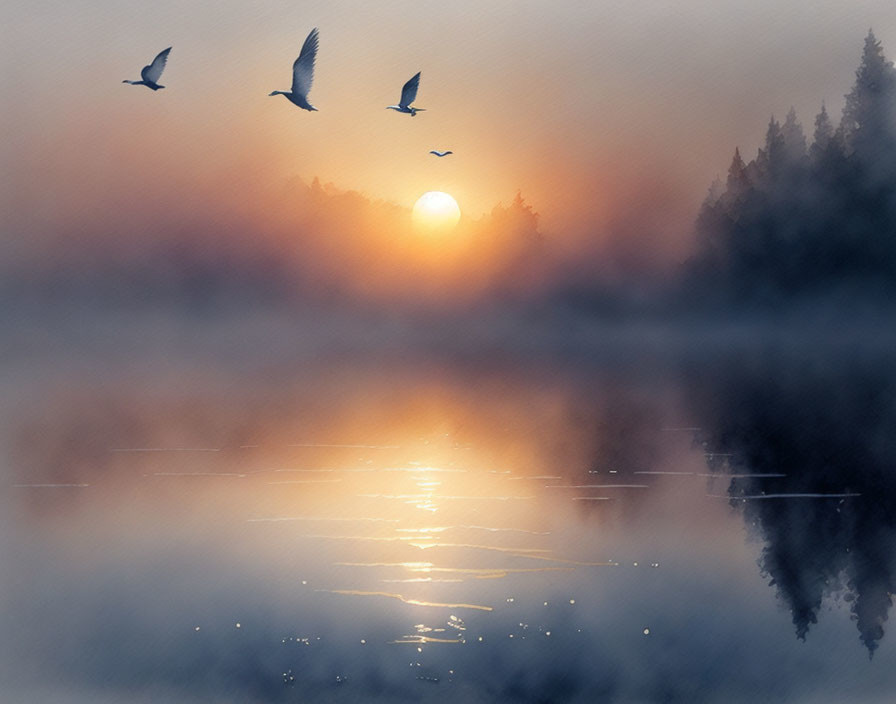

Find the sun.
xmin=412 ymin=192 xmax=461 ymax=232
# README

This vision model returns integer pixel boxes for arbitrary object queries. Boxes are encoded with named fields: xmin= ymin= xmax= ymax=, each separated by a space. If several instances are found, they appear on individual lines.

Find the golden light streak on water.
xmin=319 ymin=590 xmax=494 ymax=612
xmin=390 ymin=636 xmax=464 ymax=644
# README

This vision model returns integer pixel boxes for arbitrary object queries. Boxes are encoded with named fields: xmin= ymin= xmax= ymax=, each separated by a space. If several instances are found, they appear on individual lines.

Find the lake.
xmin=2 ymin=310 xmax=894 ymax=702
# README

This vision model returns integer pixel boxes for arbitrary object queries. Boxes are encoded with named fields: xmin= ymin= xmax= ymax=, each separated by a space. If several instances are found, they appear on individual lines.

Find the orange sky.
xmin=5 ymin=0 xmax=896 ymax=270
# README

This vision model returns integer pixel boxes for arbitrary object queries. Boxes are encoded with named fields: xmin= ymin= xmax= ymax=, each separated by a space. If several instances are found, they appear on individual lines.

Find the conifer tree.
xmin=840 ymin=30 xmax=896 ymax=156
xmin=759 ymin=116 xmax=786 ymax=181
xmin=782 ymin=108 xmax=808 ymax=162
xmin=704 ymin=176 xmax=724 ymax=207
xmin=810 ymin=103 xmax=833 ymax=157
xmin=689 ymin=31 xmax=896 ymax=306
xmin=726 ymin=148 xmax=749 ymax=196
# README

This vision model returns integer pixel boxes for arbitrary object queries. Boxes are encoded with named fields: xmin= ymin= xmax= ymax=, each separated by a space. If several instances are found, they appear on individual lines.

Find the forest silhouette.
xmin=7 ymin=34 xmax=896 ymax=315
xmin=687 ymin=31 xmax=896 ymax=309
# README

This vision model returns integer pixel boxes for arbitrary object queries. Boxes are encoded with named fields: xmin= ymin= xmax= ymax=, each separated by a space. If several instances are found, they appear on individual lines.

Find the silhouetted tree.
xmin=810 ymin=103 xmax=834 ymax=159
xmin=705 ymin=175 xmax=724 ymax=207
xmin=756 ymin=116 xmax=786 ymax=182
xmin=725 ymin=147 xmax=750 ymax=198
xmin=782 ymin=107 xmax=808 ymax=162
xmin=487 ymin=191 xmax=542 ymax=250
xmin=688 ymin=31 xmax=896 ymax=307
xmin=841 ymin=30 xmax=896 ymax=157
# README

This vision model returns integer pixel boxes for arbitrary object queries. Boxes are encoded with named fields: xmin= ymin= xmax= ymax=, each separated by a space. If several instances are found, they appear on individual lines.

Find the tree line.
xmin=688 ymin=31 xmax=896 ymax=307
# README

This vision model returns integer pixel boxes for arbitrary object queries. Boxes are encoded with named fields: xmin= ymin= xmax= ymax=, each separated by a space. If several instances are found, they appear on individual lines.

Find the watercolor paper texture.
xmin=2 ymin=2 xmax=896 ymax=702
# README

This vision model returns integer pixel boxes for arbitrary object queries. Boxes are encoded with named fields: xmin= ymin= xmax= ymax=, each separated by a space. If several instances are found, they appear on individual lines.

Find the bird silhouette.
xmin=269 ymin=28 xmax=320 ymax=111
xmin=387 ymin=72 xmax=425 ymax=116
xmin=429 ymin=150 xmax=453 ymax=157
xmin=123 ymin=48 xmax=171 ymax=90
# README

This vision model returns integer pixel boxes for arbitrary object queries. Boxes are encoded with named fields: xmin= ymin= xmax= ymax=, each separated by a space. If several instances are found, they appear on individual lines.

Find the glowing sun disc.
xmin=412 ymin=191 xmax=461 ymax=231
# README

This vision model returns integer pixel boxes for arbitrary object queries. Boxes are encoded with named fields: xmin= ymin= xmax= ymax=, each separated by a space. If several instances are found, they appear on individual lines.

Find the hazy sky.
xmin=4 ymin=1 xmax=896 ymax=260
xmin=5 ymin=6 xmax=896 ymax=699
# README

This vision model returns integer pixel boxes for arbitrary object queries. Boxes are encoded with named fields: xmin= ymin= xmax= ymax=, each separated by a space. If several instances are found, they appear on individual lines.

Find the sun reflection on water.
xmin=17 ymin=406 xmax=717 ymax=696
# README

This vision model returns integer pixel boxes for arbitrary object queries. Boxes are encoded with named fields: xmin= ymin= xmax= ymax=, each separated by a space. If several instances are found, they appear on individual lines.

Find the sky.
xmin=6 ymin=0 xmax=896 ymax=274
xmin=4 ymin=5 xmax=896 ymax=700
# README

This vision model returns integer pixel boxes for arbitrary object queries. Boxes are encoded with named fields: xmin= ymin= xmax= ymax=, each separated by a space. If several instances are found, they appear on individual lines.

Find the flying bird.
xmin=123 ymin=47 xmax=171 ymax=90
xmin=269 ymin=28 xmax=320 ymax=111
xmin=387 ymin=72 xmax=425 ymax=116
xmin=429 ymin=150 xmax=453 ymax=157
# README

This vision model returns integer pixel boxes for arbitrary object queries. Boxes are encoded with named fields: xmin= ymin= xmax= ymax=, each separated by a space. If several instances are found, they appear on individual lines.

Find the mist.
xmin=5 ymin=5 xmax=896 ymax=702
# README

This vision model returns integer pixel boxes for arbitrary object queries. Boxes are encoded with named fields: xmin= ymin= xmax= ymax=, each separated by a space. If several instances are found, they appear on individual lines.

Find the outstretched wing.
xmin=141 ymin=47 xmax=171 ymax=84
xmin=292 ymin=28 xmax=319 ymax=97
xmin=399 ymin=72 xmax=420 ymax=108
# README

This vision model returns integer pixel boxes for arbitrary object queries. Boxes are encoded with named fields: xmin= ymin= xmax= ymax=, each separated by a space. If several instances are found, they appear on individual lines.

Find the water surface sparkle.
xmin=4 ymin=333 xmax=895 ymax=702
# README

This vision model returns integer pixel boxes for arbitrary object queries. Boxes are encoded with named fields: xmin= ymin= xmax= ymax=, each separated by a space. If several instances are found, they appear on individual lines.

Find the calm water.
xmin=2 ymin=312 xmax=895 ymax=702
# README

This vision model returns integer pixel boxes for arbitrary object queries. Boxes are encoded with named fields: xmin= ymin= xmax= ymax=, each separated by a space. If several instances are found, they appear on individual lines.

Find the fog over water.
xmin=2 ymin=311 xmax=895 ymax=703
xmin=4 ymin=4 xmax=896 ymax=700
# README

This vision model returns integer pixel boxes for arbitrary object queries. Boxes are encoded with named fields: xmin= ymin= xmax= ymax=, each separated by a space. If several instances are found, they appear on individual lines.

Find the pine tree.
xmin=811 ymin=103 xmax=833 ymax=156
xmin=690 ymin=31 xmax=896 ymax=306
xmin=840 ymin=30 xmax=896 ymax=153
xmin=759 ymin=116 xmax=786 ymax=180
xmin=782 ymin=108 xmax=808 ymax=160
xmin=704 ymin=175 xmax=724 ymax=207
xmin=726 ymin=147 xmax=749 ymax=195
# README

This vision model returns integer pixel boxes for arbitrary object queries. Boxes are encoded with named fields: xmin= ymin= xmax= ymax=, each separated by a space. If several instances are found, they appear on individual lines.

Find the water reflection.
xmin=689 ymin=348 xmax=896 ymax=655
xmin=3 ymin=330 xmax=896 ymax=700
